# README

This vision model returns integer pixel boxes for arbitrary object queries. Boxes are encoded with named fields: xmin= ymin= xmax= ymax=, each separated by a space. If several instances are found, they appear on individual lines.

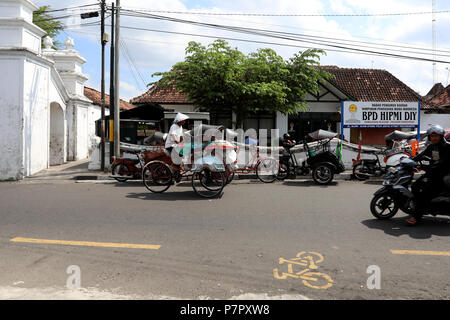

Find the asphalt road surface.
xmin=0 ymin=178 xmax=449 ymax=299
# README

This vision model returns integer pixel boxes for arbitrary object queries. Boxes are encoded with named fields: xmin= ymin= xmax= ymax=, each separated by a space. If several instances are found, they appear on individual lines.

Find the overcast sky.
xmin=34 ymin=0 xmax=450 ymax=101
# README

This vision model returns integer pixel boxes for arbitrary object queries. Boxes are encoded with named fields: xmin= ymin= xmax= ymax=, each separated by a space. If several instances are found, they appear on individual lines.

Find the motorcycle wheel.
xmin=111 ymin=163 xmax=130 ymax=182
xmin=312 ymin=164 xmax=334 ymax=185
xmin=352 ymin=163 xmax=370 ymax=181
xmin=370 ymin=194 xmax=399 ymax=219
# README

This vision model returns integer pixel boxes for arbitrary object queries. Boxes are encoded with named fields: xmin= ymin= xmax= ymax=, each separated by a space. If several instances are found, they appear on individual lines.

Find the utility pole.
xmin=432 ymin=0 xmax=437 ymax=84
xmin=114 ymin=0 xmax=121 ymax=158
xmin=109 ymin=2 xmax=115 ymax=162
xmin=100 ymin=0 xmax=106 ymax=171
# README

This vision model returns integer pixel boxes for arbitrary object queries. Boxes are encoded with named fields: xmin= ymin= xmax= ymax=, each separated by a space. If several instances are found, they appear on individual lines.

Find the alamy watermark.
xmin=366 ymin=265 xmax=381 ymax=290
xmin=66 ymin=265 xmax=81 ymax=289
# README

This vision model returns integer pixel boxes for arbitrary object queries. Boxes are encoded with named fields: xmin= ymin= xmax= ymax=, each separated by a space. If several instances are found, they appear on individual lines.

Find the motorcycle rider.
xmin=280 ymin=133 xmax=295 ymax=148
xmin=405 ymin=125 xmax=450 ymax=225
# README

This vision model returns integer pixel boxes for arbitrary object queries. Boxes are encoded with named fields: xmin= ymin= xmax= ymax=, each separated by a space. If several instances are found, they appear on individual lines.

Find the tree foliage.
xmin=33 ymin=6 xmax=64 ymax=49
xmin=152 ymin=40 xmax=333 ymax=128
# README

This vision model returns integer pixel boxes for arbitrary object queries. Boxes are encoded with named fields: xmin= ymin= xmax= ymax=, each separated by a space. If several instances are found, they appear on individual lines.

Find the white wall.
xmin=75 ymin=105 xmax=89 ymax=160
xmin=23 ymin=58 xmax=50 ymax=176
xmin=161 ymin=104 xmax=195 ymax=112
xmin=49 ymin=102 xmax=65 ymax=165
xmin=420 ymin=112 xmax=450 ymax=131
xmin=87 ymin=104 xmax=109 ymax=156
xmin=0 ymin=56 xmax=23 ymax=180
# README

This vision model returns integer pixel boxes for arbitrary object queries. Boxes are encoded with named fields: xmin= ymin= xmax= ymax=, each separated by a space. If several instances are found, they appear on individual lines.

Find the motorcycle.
xmin=277 ymin=130 xmax=345 ymax=185
xmin=110 ymin=149 xmax=147 ymax=182
xmin=370 ymin=157 xmax=450 ymax=220
xmin=352 ymin=149 xmax=411 ymax=181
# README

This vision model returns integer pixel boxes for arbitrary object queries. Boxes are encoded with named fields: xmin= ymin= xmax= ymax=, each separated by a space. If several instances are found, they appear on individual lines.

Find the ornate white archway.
xmin=49 ymin=102 xmax=66 ymax=165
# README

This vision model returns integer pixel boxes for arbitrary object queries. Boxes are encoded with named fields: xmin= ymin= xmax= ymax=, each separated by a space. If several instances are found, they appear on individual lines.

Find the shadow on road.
xmin=362 ymin=217 xmax=450 ymax=239
xmin=126 ymin=190 xmax=224 ymax=201
xmin=282 ymin=180 xmax=338 ymax=187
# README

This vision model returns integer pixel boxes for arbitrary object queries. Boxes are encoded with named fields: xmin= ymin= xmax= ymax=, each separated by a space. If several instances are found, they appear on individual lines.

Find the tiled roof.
xmin=319 ymin=66 xmax=425 ymax=103
xmin=84 ymin=87 xmax=135 ymax=111
xmin=130 ymin=66 xmax=430 ymax=108
xmin=423 ymin=83 xmax=444 ymax=101
xmin=425 ymin=84 xmax=450 ymax=110
xmin=130 ymin=82 xmax=190 ymax=104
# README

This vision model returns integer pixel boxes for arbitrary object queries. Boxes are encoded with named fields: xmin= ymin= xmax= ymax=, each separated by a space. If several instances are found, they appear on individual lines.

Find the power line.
xmin=116 ymin=10 xmax=450 ymax=63
xmin=115 ymin=7 xmax=450 ymax=17
xmin=119 ymin=37 xmax=147 ymax=88
xmin=48 ymin=7 xmax=450 ymax=54
xmin=119 ymin=10 xmax=449 ymax=56
xmin=102 ymin=24 xmax=450 ymax=64
xmin=40 ymin=3 xmax=99 ymax=14
xmin=163 ymin=11 xmax=450 ymax=52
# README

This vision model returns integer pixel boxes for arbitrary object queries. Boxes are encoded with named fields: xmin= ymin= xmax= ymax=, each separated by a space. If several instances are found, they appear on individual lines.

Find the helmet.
xmin=283 ymin=133 xmax=291 ymax=140
xmin=426 ymin=124 xmax=445 ymax=136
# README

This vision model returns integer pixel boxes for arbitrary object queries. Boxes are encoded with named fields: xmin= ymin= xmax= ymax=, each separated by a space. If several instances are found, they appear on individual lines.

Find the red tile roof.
xmin=130 ymin=66 xmax=431 ymax=108
xmin=424 ymin=83 xmax=445 ymax=101
xmin=319 ymin=66 xmax=425 ymax=103
xmin=130 ymin=83 xmax=190 ymax=104
xmin=425 ymin=84 xmax=450 ymax=111
xmin=84 ymin=87 xmax=135 ymax=111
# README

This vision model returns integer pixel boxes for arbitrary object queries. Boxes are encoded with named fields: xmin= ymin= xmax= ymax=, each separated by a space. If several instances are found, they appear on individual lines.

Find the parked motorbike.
xmin=352 ymin=149 xmax=410 ymax=181
xmin=110 ymin=150 xmax=146 ymax=182
xmin=370 ymin=157 xmax=450 ymax=220
xmin=277 ymin=130 xmax=345 ymax=185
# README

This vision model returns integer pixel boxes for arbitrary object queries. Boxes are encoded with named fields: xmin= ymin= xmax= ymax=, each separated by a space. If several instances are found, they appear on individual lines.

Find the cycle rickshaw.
xmin=141 ymin=125 xmax=232 ymax=198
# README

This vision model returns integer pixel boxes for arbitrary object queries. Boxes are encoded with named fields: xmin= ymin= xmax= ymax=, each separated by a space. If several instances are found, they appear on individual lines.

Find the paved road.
xmin=0 ymin=179 xmax=449 ymax=299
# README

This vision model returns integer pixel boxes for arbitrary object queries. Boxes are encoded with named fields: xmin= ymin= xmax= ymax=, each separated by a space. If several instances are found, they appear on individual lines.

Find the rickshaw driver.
xmin=165 ymin=113 xmax=189 ymax=180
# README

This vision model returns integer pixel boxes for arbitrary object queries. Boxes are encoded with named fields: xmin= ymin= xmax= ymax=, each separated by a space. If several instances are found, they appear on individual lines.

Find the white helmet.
xmin=426 ymin=124 xmax=445 ymax=136
xmin=173 ymin=112 xmax=189 ymax=124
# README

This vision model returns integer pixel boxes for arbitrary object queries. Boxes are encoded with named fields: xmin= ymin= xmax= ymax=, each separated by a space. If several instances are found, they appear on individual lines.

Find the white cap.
xmin=173 ymin=112 xmax=189 ymax=124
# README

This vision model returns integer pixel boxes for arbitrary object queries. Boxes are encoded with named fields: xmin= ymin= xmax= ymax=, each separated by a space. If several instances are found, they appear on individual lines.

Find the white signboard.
xmin=342 ymin=101 xmax=420 ymax=128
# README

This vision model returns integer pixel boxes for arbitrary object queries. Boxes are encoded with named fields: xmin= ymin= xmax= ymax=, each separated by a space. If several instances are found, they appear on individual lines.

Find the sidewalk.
xmin=26 ymin=159 xmax=110 ymax=181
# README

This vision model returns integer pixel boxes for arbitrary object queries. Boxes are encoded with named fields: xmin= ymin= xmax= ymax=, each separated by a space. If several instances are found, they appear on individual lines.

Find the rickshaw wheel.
xmin=192 ymin=166 xmax=225 ymax=198
xmin=256 ymin=158 xmax=279 ymax=183
xmin=225 ymin=164 xmax=235 ymax=185
xmin=142 ymin=161 xmax=173 ymax=193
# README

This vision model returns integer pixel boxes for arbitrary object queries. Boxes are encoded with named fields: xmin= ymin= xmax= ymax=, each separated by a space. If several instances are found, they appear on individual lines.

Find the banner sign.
xmin=342 ymin=101 xmax=420 ymax=128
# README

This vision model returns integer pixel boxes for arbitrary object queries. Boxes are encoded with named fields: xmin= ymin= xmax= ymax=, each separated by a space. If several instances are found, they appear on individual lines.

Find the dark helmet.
xmin=283 ymin=133 xmax=291 ymax=140
xmin=426 ymin=124 xmax=445 ymax=137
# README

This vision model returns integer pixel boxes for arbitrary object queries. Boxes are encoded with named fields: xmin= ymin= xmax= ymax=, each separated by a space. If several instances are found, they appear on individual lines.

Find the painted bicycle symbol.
xmin=273 ymin=251 xmax=334 ymax=290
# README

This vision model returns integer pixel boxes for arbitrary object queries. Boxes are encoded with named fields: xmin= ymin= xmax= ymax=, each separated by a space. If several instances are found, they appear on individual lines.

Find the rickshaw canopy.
xmin=308 ymin=129 xmax=338 ymax=141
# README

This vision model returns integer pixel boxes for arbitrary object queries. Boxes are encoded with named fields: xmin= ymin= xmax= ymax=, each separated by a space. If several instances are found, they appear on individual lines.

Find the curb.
xmin=73 ymin=173 xmax=384 ymax=182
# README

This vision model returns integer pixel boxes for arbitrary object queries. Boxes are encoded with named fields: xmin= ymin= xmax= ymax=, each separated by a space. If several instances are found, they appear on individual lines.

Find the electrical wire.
xmin=39 ymin=3 xmax=99 ymax=14
xmin=101 ymin=24 xmax=446 ymax=64
xmin=116 ymin=10 xmax=450 ymax=63
xmin=114 ymin=6 xmax=450 ymax=17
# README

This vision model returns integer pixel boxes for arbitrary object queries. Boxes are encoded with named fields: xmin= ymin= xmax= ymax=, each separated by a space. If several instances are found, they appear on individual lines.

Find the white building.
xmin=0 ymin=0 xmax=106 ymax=180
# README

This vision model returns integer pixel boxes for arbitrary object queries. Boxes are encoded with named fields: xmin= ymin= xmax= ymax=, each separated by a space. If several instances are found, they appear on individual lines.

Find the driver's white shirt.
xmin=165 ymin=123 xmax=183 ymax=148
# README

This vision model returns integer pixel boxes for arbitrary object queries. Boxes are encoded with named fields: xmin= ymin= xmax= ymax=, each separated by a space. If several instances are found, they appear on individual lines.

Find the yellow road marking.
xmin=391 ymin=250 xmax=450 ymax=257
xmin=10 ymin=237 xmax=160 ymax=250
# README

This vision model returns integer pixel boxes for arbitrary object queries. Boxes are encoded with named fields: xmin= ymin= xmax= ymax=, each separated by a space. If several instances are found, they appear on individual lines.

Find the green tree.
xmin=33 ymin=5 xmax=63 ymax=49
xmin=152 ymin=40 xmax=333 ymax=128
